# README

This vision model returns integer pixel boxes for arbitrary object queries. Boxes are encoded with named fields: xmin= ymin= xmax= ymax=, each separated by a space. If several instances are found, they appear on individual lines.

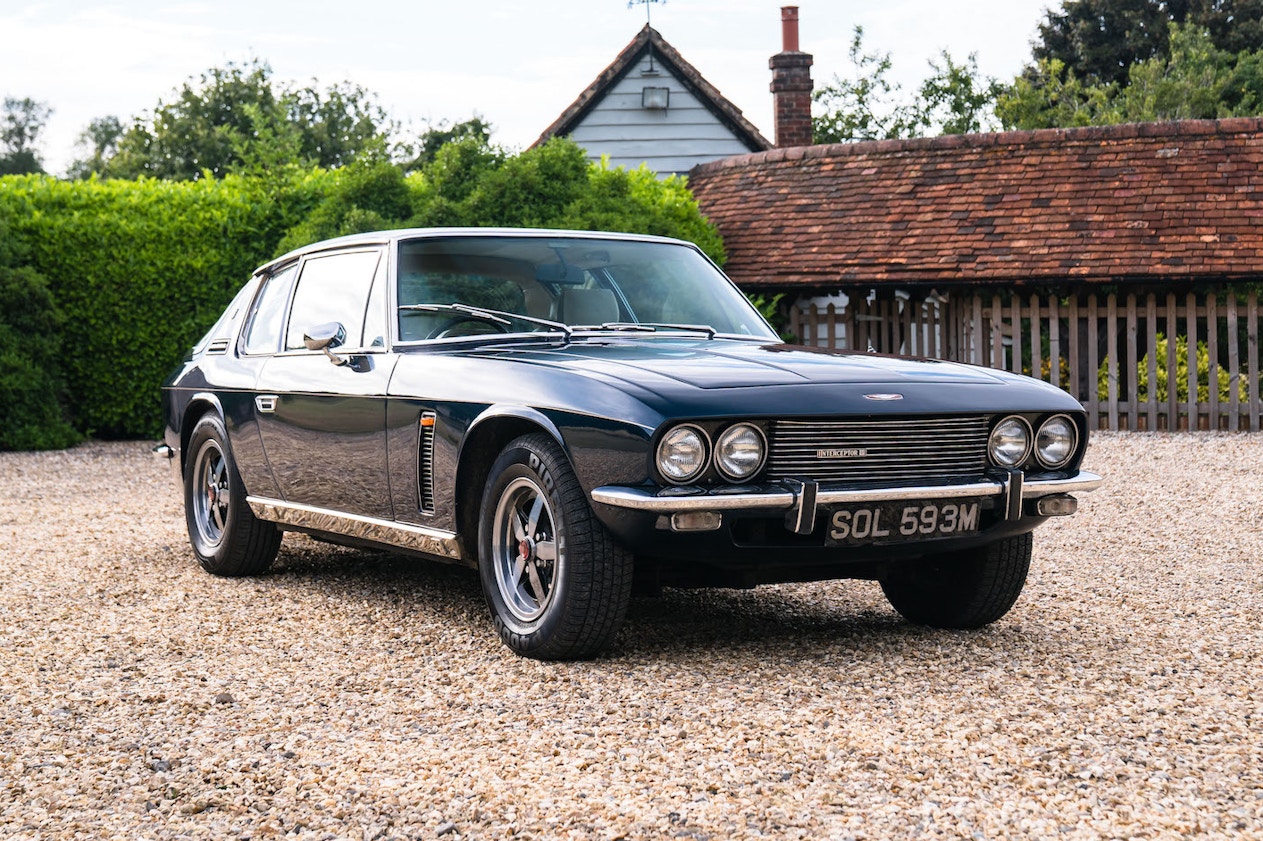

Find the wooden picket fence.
xmin=787 ymin=289 xmax=1263 ymax=431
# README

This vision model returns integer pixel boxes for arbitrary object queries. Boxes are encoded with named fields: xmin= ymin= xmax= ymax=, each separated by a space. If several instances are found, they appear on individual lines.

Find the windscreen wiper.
xmin=400 ymin=303 xmax=572 ymax=337
xmin=575 ymin=322 xmax=717 ymax=338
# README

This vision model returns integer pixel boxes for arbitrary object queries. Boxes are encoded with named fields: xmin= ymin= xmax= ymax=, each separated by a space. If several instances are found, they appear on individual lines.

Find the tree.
xmin=812 ymin=27 xmax=923 ymax=143
xmin=104 ymin=59 xmax=396 ymax=180
xmin=0 ymin=97 xmax=51 ymax=175
xmin=67 ymin=116 xmax=124 ymax=179
xmin=287 ymin=81 xmax=394 ymax=168
xmin=1117 ymin=22 xmax=1240 ymax=119
xmin=402 ymin=116 xmax=493 ymax=171
xmin=996 ymin=58 xmax=1123 ymax=129
xmin=106 ymin=60 xmax=282 ymax=179
xmin=1032 ymin=0 xmax=1181 ymax=87
xmin=999 ymin=21 xmax=1263 ymax=129
xmin=1029 ymin=0 xmax=1263 ymax=88
xmin=812 ymin=28 xmax=1001 ymax=143
xmin=1193 ymin=0 xmax=1263 ymax=53
xmin=917 ymin=52 xmax=1004 ymax=135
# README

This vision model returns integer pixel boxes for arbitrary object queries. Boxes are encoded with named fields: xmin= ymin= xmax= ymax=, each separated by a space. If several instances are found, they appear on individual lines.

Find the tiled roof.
xmin=533 ymin=25 xmax=772 ymax=154
xmin=688 ymin=118 xmax=1263 ymax=289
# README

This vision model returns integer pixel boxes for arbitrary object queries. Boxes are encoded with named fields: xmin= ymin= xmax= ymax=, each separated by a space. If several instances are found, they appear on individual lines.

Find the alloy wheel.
xmin=491 ymin=476 xmax=560 ymax=623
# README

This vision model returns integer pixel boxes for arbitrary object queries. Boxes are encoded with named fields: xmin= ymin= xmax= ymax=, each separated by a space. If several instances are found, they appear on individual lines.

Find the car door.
xmin=253 ymin=246 xmax=397 ymax=519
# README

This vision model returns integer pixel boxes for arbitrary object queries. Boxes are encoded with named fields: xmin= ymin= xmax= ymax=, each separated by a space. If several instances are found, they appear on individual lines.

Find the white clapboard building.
xmin=533 ymin=25 xmax=772 ymax=177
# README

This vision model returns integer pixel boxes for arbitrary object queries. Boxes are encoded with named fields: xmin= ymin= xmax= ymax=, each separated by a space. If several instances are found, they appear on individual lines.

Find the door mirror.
xmin=303 ymin=321 xmax=345 ymax=351
xmin=303 ymin=322 xmax=348 ymax=365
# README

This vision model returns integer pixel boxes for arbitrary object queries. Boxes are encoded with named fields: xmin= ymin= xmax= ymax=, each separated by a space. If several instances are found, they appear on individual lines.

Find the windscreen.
xmin=396 ymin=236 xmax=778 ymax=341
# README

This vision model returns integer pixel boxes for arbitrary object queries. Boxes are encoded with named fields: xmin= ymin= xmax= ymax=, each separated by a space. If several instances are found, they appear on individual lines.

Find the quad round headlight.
xmin=1035 ymin=415 xmax=1077 ymax=469
xmin=656 ymin=424 xmax=710 ymax=484
xmin=988 ymin=416 xmax=1032 ymax=467
xmin=714 ymin=423 xmax=767 ymax=482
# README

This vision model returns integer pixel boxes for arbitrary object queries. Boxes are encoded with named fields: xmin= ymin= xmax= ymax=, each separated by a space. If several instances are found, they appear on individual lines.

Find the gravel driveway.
xmin=1 ymin=434 xmax=1260 ymax=839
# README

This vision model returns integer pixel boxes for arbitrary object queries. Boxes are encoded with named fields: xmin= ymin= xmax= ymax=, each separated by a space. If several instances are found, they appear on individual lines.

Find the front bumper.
xmin=153 ymin=441 xmax=182 ymax=488
xmin=592 ymin=470 xmax=1103 ymax=533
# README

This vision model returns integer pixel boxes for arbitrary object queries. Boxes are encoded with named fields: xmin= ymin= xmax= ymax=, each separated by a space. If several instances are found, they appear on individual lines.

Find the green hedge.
xmin=0 ymin=251 xmax=81 ymax=450
xmin=0 ymin=139 xmax=725 ymax=442
xmin=0 ymin=174 xmax=318 ymax=437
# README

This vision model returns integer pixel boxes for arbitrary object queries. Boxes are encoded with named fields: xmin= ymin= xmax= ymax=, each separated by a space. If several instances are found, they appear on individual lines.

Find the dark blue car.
xmin=159 ymin=229 xmax=1101 ymax=659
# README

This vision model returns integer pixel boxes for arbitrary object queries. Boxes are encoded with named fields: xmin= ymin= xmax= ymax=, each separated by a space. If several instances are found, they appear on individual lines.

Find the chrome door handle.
xmin=255 ymin=394 xmax=278 ymax=413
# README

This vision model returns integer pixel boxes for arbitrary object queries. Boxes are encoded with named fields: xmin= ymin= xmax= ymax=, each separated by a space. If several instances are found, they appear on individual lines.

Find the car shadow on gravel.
xmin=260 ymin=537 xmax=1026 ymax=663
xmin=268 ymin=537 xmax=486 ymax=613
xmin=619 ymin=587 xmax=966 ymax=659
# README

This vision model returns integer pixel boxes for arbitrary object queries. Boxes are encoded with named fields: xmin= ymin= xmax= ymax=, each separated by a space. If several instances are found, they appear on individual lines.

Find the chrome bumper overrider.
xmin=591 ymin=471 xmax=1103 ymax=532
xmin=153 ymin=442 xmax=182 ymax=488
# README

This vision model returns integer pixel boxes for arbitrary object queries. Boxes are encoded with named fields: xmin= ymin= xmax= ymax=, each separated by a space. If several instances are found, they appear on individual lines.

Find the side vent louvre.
xmin=418 ymin=412 xmax=436 ymax=514
xmin=206 ymin=338 xmax=231 ymax=355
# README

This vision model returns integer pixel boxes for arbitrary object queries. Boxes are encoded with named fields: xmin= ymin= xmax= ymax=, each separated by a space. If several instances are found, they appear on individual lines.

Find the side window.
xmin=241 ymin=265 xmax=298 ymax=355
xmin=285 ymin=250 xmax=382 ymax=351
xmin=194 ymin=277 xmax=257 ymax=355
xmin=361 ymin=253 xmax=389 ymax=349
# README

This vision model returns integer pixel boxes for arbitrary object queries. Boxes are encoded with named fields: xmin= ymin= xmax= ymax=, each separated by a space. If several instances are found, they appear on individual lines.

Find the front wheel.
xmin=880 ymin=533 xmax=1032 ymax=629
xmin=478 ymin=433 xmax=633 ymax=660
xmin=184 ymin=414 xmax=281 ymax=577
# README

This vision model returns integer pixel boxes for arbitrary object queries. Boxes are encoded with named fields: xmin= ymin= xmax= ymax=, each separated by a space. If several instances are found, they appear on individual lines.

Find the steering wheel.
xmin=425 ymin=315 xmax=512 ymax=340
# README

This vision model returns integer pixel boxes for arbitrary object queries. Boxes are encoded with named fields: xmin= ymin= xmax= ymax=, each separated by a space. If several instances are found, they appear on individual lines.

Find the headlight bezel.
xmin=1034 ymin=414 xmax=1078 ymax=470
xmin=654 ymin=423 xmax=711 ymax=485
xmin=988 ymin=415 xmax=1033 ymax=468
xmin=713 ymin=422 xmax=768 ymax=482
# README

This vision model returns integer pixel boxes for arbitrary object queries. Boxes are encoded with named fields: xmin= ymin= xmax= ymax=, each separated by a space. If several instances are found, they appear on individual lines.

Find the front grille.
xmin=766 ymin=416 xmax=990 ymax=485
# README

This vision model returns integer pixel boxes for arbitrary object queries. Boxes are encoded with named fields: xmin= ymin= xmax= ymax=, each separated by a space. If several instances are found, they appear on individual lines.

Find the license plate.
xmin=825 ymin=500 xmax=981 ymax=546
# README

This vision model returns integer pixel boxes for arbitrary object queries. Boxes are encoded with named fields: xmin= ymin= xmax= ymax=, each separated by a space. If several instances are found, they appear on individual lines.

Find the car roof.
xmin=255 ymin=227 xmax=698 ymax=277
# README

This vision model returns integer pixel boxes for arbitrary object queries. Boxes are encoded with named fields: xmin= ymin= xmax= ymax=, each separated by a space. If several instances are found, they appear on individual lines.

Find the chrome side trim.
xmin=246 ymin=497 xmax=463 ymax=560
xmin=255 ymin=395 xmax=278 ymax=413
xmin=590 ymin=471 xmax=1103 ymax=513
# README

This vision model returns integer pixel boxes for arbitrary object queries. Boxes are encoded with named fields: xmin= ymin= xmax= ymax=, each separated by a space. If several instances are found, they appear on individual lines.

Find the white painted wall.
xmin=566 ymin=55 xmax=758 ymax=177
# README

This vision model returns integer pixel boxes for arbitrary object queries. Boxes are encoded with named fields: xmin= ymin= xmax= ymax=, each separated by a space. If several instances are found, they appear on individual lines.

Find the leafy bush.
xmin=406 ymin=139 xmax=725 ymax=263
xmin=275 ymin=139 xmax=725 ymax=262
xmin=746 ymin=292 xmax=796 ymax=342
xmin=1098 ymin=333 xmax=1247 ymax=402
xmin=274 ymin=161 xmax=410 ymax=255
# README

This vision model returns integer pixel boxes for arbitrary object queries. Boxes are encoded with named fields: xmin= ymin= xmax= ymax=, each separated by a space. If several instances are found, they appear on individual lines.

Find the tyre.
xmin=184 ymin=414 xmax=281 ymax=577
xmin=880 ymin=533 xmax=1032 ymax=629
xmin=477 ymin=433 xmax=633 ymax=660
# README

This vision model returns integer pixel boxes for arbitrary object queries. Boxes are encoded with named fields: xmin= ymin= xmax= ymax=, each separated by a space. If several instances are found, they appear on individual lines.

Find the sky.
xmin=2 ymin=0 xmax=1056 ymax=176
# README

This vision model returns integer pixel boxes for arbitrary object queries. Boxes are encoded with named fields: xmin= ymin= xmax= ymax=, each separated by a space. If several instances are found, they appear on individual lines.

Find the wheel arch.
xmin=179 ymin=392 xmax=226 ymax=478
xmin=454 ymin=406 xmax=568 ymax=551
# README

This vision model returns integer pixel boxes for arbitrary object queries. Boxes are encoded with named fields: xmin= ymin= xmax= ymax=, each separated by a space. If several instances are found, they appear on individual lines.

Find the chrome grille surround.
xmin=766 ymin=416 xmax=991 ymax=485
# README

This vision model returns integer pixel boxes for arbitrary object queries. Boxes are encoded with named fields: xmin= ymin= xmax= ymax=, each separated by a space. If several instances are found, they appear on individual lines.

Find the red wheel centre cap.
xmin=518 ymin=539 xmax=532 ymax=561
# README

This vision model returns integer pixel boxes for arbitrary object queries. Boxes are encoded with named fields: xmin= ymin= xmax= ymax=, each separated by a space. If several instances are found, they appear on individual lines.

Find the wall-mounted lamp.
xmin=642 ymin=86 xmax=670 ymax=111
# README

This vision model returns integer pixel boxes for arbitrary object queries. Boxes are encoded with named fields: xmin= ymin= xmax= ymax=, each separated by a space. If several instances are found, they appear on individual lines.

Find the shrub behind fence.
xmin=789 ymin=289 xmax=1263 ymax=431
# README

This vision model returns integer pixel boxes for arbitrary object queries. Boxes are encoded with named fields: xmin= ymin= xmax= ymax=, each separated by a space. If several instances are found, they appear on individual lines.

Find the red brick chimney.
xmin=769 ymin=6 xmax=814 ymax=148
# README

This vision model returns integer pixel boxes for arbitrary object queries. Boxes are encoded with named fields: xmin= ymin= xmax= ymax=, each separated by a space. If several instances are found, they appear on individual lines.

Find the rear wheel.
xmin=184 ymin=415 xmax=281 ymax=576
xmin=880 ymin=533 xmax=1032 ymax=628
xmin=478 ymin=433 xmax=633 ymax=660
